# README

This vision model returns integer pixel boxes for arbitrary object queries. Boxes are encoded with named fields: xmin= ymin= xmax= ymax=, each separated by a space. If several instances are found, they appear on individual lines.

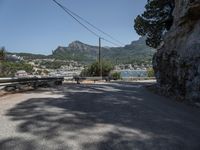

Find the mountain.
xmin=53 ymin=37 xmax=156 ymax=64
xmin=53 ymin=41 xmax=107 ymax=63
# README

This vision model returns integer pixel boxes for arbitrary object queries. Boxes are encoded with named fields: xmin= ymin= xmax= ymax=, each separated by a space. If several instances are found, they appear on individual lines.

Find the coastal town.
xmin=3 ymin=53 xmax=152 ymax=79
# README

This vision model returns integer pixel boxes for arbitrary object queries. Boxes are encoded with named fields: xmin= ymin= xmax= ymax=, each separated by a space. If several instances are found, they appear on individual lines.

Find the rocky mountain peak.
xmin=130 ymin=37 xmax=146 ymax=45
xmin=68 ymin=41 xmax=84 ymax=49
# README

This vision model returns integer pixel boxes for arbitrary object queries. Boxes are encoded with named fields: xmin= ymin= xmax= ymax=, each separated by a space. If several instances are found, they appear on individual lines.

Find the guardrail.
xmin=73 ymin=76 xmax=113 ymax=84
xmin=121 ymin=77 xmax=156 ymax=81
xmin=0 ymin=77 xmax=64 ymax=91
xmin=73 ymin=76 xmax=156 ymax=84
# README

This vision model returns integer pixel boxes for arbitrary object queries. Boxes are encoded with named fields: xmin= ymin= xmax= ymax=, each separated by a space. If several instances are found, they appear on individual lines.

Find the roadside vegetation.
xmin=110 ymin=72 xmax=121 ymax=80
xmin=0 ymin=47 xmax=33 ymax=77
xmin=147 ymin=68 xmax=155 ymax=77
xmin=80 ymin=61 xmax=113 ymax=77
xmin=0 ymin=47 xmax=6 ymax=60
xmin=0 ymin=61 xmax=33 ymax=77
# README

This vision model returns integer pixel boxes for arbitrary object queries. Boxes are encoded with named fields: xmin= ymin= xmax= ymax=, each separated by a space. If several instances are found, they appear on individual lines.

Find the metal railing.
xmin=0 ymin=77 xmax=64 ymax=90
xmin=73 ymin=76 xmax=156 ymax=84
xmin=73 ymin=76 xmax=113 ymax=84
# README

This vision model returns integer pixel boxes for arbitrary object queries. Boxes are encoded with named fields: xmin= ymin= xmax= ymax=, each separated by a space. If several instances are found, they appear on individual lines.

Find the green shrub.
xmin=0 ymin=61 xmax=33 ymax=77
xmin=147 ymin=68 xmax=155 ymax=77
xmin=80 ymin=61 xmax=113 ymax=77
xmin=111 ymin=72 xmax=121 ymax=80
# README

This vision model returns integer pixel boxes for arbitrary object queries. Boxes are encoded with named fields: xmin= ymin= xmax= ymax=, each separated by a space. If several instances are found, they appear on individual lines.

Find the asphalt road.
xmin=0 ymin=82 xmax=200 ymax=150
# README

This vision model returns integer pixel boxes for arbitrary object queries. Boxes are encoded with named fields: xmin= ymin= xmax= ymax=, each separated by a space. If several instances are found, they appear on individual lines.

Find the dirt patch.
xmin=0 ymin=91 xmax=7 ymax=97
xmin=0 ymin=87 xmax=35 ymax=98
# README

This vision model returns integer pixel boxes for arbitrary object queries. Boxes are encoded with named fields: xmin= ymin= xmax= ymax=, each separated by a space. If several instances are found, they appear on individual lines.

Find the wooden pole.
xmin=99 ymin=37 xmax=102 ymax=77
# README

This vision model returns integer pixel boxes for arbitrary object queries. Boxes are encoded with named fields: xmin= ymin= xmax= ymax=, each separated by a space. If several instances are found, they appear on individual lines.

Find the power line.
xmin=52 ymin=0 xmax=100 ymax=38
xmin=52 ymin=0 xmax=122 ymax=47
xmin=61 ymin=4 xmax=125 ymax=46
xmin=101 ymin=38 xmax=122 ymax=47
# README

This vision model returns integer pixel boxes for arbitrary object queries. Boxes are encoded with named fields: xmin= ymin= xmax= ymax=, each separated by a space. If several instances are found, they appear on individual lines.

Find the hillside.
xmin=7 ymin=37 xmax=155 ymax=65
xmin=8 ymin=52 xmax=51 ymax=60
xmin=53 ymin=37 xmax=155 ymax=64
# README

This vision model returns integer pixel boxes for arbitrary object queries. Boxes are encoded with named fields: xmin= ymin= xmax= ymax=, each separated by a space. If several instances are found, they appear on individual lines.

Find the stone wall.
xmin=153 ymin=0 xmax=200 ymax=103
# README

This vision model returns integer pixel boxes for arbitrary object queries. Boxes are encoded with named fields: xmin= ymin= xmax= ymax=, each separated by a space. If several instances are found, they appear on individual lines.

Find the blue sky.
xmin=0 ymin=0 xmax=147 ymax=54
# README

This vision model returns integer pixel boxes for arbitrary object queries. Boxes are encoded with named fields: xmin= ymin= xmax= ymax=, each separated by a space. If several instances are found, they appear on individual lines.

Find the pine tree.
xmin=0 ymin=47 xmax=6 ymax=61
xmin=0 ymin=47 xmax=6 ymax=77
xmin=134 ymin=0 xmax=175 ymax=48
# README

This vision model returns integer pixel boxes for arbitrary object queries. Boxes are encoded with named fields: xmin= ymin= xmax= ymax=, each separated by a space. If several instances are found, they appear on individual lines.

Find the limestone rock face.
xmin=153 ymin=0 xmax=200 ymax=103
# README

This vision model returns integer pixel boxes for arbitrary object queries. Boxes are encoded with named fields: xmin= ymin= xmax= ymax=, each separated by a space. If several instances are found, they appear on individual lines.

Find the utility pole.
xmin=99 ymin=37 xmax=102 ymax=78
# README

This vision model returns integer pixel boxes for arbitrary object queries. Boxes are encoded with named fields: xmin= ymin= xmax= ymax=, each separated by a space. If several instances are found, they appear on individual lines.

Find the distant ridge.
xmin=53 ymin=37 xmax=155 ymax=64
xmin=7 ymin=37 xmax=155 ymax=65
xmin=7 ymin=52 xmax=50 ymax=60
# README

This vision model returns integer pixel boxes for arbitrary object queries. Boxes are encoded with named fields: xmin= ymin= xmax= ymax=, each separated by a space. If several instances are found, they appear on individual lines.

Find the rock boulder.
xmin=153 ymin=0 xmax=200 ymax=104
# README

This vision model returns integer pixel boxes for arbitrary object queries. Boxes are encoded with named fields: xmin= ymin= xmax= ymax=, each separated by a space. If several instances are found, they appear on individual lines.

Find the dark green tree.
xmin=111 ymin=72 xmax=121 ymax=80
xmin=80 ymin=61 xmax=114 ymax=77
xmin=0 ymin=61 xmax=33 ymax=77
xmin=0 ymin=47 xmax=6 ymax=61
xmin=134 ymin=0 xmax=175 ymax=48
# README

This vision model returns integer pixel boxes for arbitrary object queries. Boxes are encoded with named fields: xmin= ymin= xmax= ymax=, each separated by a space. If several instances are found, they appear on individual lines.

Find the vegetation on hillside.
xmin=39 ymin=60 xmax=71 ymax=69
xmin=134 ymin=0 xmax=174 ymax=48
xmin=8 ymin=52 xmax=50 ymax=60
xmin=0 ymin=47 xmax=33 ymax=77
xmin=0 ymin=61 xmax=33 ymax=77
xmin=53 ymin=52 xmax=92 ymax=64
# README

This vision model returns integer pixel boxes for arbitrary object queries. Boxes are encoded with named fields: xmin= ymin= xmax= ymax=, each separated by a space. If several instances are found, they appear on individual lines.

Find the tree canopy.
xmin=0 ymin=47 xmax=6 ymax=61
xmin=134 ymin=0 xmax=175 ymax=48
xmin=80 ymin=61 xmax=113 ymax=77
xmin=0 ymin=61 xmax=33 ymax=77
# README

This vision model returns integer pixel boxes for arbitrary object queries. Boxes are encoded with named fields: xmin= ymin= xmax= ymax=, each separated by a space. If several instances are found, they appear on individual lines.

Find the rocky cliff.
xmin=153 ymin=0 xmax=200 ymax=104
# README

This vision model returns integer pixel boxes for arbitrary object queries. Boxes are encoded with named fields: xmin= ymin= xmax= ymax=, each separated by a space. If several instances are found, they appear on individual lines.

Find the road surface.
xmin=0 ymin=82 xmax=200 ymax=150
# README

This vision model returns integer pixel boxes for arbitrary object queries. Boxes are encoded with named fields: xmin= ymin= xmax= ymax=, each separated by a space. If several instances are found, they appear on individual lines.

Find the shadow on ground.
xmin=1 ymin=83 xmax=200 ymax=150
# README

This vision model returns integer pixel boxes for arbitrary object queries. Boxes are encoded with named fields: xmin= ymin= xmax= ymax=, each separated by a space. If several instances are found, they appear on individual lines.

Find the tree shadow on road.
xmin=2 ymin=83 xmax=200 ymax=150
